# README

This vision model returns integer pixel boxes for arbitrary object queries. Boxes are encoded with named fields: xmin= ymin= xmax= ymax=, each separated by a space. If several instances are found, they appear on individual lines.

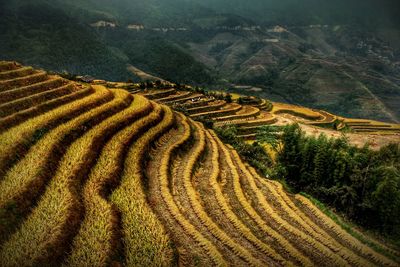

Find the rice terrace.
xmin=0 ymin=60 xmax=399 ymax=266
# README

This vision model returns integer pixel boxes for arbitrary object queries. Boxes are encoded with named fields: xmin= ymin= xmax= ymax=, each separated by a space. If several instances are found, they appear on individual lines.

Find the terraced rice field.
xmin=1 ymin=61 xmax=399 ymax=266
xmin=134 ymin=86 xmax=400 ymax=140
xmin=342 ymin=118 xmax=400 ymax=134
xmin=271 ymin=102 xmax=323 ymax=121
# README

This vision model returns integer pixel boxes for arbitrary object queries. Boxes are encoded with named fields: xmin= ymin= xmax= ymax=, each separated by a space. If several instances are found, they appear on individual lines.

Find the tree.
xmin=371 ymin=166 xmax=400 ymax=235
xmin=224 ymin=93 xmax=233 ymax=103
xmin=256 ymin=125 xmax=283 ymax=151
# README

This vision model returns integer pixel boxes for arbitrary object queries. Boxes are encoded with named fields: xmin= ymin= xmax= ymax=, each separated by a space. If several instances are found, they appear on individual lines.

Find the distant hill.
xmin=1 ymin=0 xmax=399 ymax=122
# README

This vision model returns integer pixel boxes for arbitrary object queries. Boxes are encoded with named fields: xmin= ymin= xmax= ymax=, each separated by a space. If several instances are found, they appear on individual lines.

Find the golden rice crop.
xmin=0 ymin=77 xmax=64 ymax=104
xmin=210 ymin=131 xmax=306 ymax=266
xmin=65 ymin=95 xmax=156 ymax=267
xmin=229 ymin=147 xmax=350 ymax=266
xmin=0 ymin=86 xmax=93 ymax=133
xmin=0 ymin=66 xmax=33 ymax=80
xmin=0 ymin=83 xmax=76 ymax=118
xmin=156 ymin=112 xmax=227 ymax=267
xmin=0 ymin=91 xmax=133 ymax=244
xmin=295 ymin=194 xmax=398 ymax=267
xmin=214 ymin=106 xmax=260 ymax=122
xmin=187 ymin=100 xmax=226 ymax=114
xmin=109 ymin=105 xmax=178 ymax=267
xmin=157 ymin=91 xmax=192 ymax=103
xmin=249 ymin=167 xmax=370 ymax=266
xmin=0 ymin=86 xmax=112 ymax=177
xmin=191 ymin=103 xmax=242 ymax=119
xmin=0 ymin=71 xmax=47 ymax=91
xmin=181 ymin=120 xmax=265 ymax=267
xmin=0 ymin=90 xmax=141 ymax=267
xmin=142 ymin=88 xmax=176 ymax=100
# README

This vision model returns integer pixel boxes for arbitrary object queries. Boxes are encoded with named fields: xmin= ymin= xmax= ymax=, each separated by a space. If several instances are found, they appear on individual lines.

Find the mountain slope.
xmin=0 ymin=61 xmax=398 ymax=267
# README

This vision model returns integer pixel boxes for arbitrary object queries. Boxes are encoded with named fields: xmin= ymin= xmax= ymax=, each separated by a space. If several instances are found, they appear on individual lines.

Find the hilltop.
xmin=0 ymin=61 xmax=399 ymax=266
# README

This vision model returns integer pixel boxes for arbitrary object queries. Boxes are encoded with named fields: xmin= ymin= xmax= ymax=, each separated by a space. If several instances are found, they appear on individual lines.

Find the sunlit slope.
xmin=140 ymin=86 xmax=400 ymax=142
xmin=0 ymin=61 xmax=398 ymax=266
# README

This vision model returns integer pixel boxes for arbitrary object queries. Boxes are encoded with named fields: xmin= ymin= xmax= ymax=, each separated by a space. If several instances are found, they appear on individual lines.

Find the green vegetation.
xmin=301 ymin=193 xmax=400 ymax=260
xmin=261 ymin=124 xmax=400 ymax=240
xmin=0 ymin=2 xmax=132 ymax=81
xmin=215 ymin=125 xmax=272 ymax=176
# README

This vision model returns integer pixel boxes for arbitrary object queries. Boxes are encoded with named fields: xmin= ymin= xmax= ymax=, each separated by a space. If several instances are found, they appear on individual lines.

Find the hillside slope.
xmin=1 ymin=62 xmax=399 ymax=266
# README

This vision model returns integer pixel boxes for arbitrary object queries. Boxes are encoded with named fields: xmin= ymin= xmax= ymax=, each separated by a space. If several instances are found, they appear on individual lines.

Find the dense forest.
xmin=266 ymin=125 xmax=400 ymax=239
